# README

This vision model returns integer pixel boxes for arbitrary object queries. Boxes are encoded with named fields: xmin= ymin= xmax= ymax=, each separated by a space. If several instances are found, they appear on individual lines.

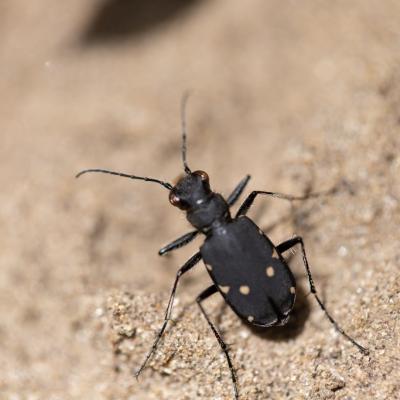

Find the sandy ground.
xmin=1 ymin=1 xmax=400 ymax=399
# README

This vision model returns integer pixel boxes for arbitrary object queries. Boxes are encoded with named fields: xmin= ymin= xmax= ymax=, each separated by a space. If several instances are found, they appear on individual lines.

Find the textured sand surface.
xmin=1 ymin=1 xmax=400 ymax=399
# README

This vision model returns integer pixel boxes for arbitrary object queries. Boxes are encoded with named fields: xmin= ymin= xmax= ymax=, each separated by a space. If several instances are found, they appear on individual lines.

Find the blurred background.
xmin=1 ymin=1 xmax=399 ymax=399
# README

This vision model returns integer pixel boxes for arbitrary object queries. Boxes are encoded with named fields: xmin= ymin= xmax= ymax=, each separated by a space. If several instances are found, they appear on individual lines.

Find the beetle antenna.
xmin=181 ymin=91 xmax=191 ymax=174
xmin=76 ymin=169 xmax=173 ymax=190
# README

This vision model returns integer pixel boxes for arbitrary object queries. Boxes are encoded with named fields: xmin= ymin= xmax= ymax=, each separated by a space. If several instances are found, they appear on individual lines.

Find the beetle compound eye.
xmin=193 ymin=170 xmax=209 ymax=182
xmin=169 ymin=192 xmax=189 ymax=210
xmin=169 ymin=192 xmax=181 ymax=207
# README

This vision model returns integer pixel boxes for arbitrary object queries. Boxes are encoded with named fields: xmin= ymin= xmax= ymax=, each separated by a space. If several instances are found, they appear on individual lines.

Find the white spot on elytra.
xmin=239 ymin=285 xmax=250 ymax=295
xmin=266 ymin=266 xmax=275 ymax=277
xmin=219 ymin=285 xmax=230 ymax=294
xmin=290 ymin=286 xmax=296 ymax=294
xmin=247 ymin=315 xmax=254 ymax=322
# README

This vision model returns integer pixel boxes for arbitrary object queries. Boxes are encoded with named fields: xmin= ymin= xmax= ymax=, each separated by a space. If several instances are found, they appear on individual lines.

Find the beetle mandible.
xmin=76 ymin=95 xmax=369 ymax=399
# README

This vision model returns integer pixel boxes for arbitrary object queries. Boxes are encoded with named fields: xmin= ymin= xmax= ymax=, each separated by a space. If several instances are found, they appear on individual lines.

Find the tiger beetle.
xmin=76 ymin=95 xmax=369 ymax=399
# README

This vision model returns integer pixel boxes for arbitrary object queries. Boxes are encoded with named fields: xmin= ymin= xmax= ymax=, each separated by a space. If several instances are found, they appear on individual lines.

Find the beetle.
xmin=76 ymin=95 xmax=369 ymax=399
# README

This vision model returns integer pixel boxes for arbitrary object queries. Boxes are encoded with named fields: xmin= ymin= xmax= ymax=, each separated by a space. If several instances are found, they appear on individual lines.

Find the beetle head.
xmin=169 ymin=170 xmax=211 ymax=211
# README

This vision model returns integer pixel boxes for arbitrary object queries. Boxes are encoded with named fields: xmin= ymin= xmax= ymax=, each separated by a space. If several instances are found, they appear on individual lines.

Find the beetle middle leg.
xmin=276 ymin=236 xmax=369 ymax=355
xmin=235 ymin=190 xmax=325 ymax=218
xmin=158 ymin=230 xmax=199 ymax=256
xmin=196 ymin=285 xmax=239 ymax=400
xmin=135 ymin=252 xmax=202 ymax=377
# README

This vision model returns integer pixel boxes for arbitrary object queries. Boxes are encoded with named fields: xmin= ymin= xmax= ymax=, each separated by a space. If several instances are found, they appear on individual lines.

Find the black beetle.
xmin=76 ymin=95 xmax=368 ymax=399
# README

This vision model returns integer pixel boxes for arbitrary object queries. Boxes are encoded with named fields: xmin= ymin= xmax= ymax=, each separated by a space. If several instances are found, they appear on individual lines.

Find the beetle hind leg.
xmin=197 ymin=285 xmax=239 ymax=400
xmin=277 ymin=236 xmax=369 ymax=356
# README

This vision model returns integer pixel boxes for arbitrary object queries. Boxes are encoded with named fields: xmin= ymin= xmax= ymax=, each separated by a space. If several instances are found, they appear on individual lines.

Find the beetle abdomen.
xmin=201 ymin=216 xmax=296 ymax=326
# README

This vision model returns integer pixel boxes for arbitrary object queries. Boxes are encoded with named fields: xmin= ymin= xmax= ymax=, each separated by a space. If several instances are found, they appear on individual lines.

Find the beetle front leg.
xmin=277 ymin=236 xmax=369 ymax=355
xmin=158 ymin=230 xmax=199 ymax=255
xmin=227 ymin=175 xmax=251 ymax=207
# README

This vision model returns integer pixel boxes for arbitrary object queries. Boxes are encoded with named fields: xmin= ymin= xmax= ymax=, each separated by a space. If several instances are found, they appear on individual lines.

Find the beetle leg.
xmin=235 ymin=188 xmax=332 ymax=218
xmin=135 ymin=252 xmax=202 ymax=377
xmin=158 ymin=230 xmax=199 ymax=256
xmin=227 ymin=175 xmax=251 ymax=206
xmin=277 ymin=236 xmax=369 ymax=355
xmin=196 ymin=285 xmax=239 ymax=400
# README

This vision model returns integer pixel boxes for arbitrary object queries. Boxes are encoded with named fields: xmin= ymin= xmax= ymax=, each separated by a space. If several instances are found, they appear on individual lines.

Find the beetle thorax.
xmin=187 ymin=193 xmax=230 ymax=231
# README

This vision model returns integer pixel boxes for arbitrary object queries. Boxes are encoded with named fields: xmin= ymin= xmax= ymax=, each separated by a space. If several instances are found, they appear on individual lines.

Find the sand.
xmin=1 ymin=1 xmax=399 ymax=399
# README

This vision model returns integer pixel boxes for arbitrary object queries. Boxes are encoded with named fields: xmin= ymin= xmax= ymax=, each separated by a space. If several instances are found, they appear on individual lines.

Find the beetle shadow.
xmin=81 ymin=0 xmax=203 ymax=44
